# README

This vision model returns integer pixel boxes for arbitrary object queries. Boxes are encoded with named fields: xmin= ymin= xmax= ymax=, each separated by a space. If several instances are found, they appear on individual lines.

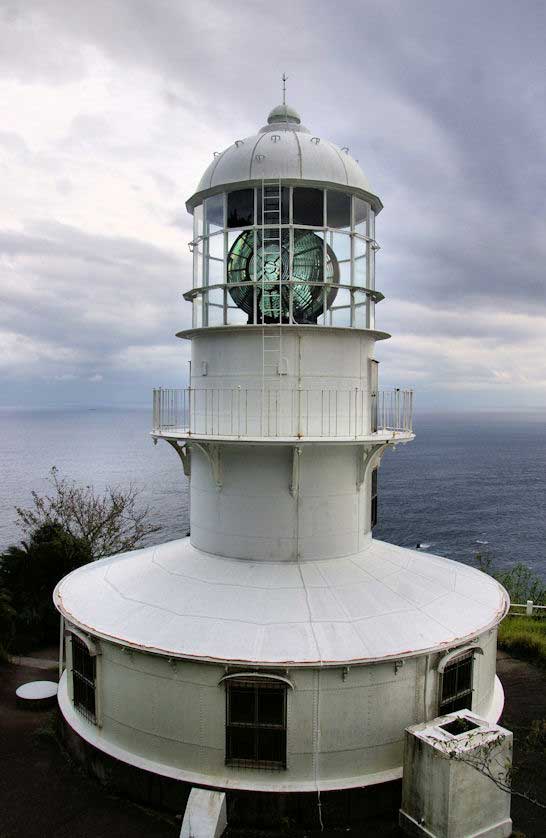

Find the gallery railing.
xmin=152 ymin=387 xmax=413 ymax=440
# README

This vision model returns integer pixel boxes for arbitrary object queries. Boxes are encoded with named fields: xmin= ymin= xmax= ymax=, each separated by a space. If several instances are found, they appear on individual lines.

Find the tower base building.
xmin=54 ymin=102 xmax=509 ymax=830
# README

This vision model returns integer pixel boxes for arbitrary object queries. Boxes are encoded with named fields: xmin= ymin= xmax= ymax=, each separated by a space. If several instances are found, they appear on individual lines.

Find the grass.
xmin=498 ymin=616 xmax=546 ymax=666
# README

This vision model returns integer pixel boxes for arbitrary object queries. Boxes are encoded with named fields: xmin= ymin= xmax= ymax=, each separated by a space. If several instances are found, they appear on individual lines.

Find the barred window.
xmin=72 ymin=634 xmax=96 ymax=723
xmin=226 ymin=678 xmax=287 ymax=769
xmin=440 ymin=652 xmax=474 ymax=715
xmin=371 ymin=467 xmax=378 ymax=529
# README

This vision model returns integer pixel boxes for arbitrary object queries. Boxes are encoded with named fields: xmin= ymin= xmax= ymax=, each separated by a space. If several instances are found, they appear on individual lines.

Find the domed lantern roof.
xmin=266 ymin=103 xmax=302 ymax=125
xmin=187 ymin=104 xmax=382 ymax=211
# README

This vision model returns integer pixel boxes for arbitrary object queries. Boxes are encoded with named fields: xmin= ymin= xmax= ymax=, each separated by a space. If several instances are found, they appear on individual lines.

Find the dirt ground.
xmin=0 ymin=652 xmax=544 ymax=838
xmin=496 ymin=650 xmax=546 ymax=838
xmin=0 ymin=658 xmax=176 ymax=838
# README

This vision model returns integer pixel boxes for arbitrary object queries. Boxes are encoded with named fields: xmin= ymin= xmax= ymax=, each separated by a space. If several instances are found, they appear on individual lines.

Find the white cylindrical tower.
xmin=156 ymin=102 xmax=411 ymax=561
xmin=54 ymin=102 xmax=508 ymax=827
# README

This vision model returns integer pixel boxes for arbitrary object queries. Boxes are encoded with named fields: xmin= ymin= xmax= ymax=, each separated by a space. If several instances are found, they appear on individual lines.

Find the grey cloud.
xmin=0 ymin=222 xmax=189 ymax=383
xmin=1 ymin=0 xmax=546 ymax=407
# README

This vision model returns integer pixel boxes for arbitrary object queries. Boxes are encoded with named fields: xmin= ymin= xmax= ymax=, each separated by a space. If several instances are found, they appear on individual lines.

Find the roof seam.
xmin=248 ymin=132 xmax=266 ymax=180
xmin=329 ymin=141 xmax=350 ymax=185
xmin=292 ymin=129 xmax=303 ymax=178
xmin=347 ymin=555 xmax=472 ymax=638
xmin=151 ymin=553 xmax=304 ymax=590
xmin=206 ymin=145 xmax=232 ymax=190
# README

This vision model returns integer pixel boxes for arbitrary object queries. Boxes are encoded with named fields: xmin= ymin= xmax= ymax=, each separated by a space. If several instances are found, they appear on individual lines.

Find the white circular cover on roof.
xmin=16 ymin=680 xmax=58 ymax=700
xmin=54 ymin=538 xmax=508 ymax=666
xmin=193 ymin=105 xmax=374 ymax=197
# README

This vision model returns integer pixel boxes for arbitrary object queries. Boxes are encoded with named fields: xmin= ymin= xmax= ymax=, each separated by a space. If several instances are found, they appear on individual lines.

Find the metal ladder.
xmin=261 ymin=179 xmax=283 ymax=382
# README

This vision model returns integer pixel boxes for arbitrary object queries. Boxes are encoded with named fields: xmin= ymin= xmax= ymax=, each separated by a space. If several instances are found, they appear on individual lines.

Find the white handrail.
xmin=152 ymin=387 xmax=414 ymax=440
xmin=509 ymin=601 xmax=546 ymax=616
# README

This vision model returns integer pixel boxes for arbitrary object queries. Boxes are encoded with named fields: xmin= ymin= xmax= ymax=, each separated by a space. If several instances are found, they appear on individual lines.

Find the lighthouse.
xmin=54 ymin=100 xmax=509 ymax=827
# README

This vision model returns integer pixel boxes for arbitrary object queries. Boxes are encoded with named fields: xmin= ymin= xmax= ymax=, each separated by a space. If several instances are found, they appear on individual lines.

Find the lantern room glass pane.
xmin=208 ymin=287 xmax=223 ymax=307
xmin=338 ymin=260 xmax=351 ymax=285
xmin=193 ymin=295 xmax=203 ymax=328
xmin=327 ymin=190 xmax=351 ymax=229
xmin=194 ymin=204 xmax=203 ymax=238
xmin=257 ymin=186 xmax=290 ymax=225
xmin=227 ymin=189 xmax=254 ymax=228
xmin=207 ymin=257 xmax=224 ymax=285
xmin=293 ymin=187 xmax=324 ymax=227
xmin=369 ymin=300 xmax=375 ymax=329
xmin=226 ymin=304 xmax=248 ymax=325
xmin=330 ymin=306 xmax=351 ymax=327
xmin=354 ymin=256 xmax=367 ymax=285
xmin=208 ymin=304 xmax=224 ymax=326
xmin=290 ymin=230 xmax=332 ymax=325
xmin=354 ymin=290 xmax=367 ymax=328
xmin=330 ymin=287 xmax=351 ymax=326
xmin=354 ymin=198 xmax=368 ymax=236
xmin=333 ymin=287 xmax=351 ymax=308
xmin=204 ymin=193 xmax=224 ymax=233
xmin=354 ymin=237 xmax=366 ymax=260
xmin=193 ymin=247 xmax=199 ymax=288
xmin=194 ymin=242 xmax=204 ymax=287
xmin=208 ymin=232 xmax=224 ymax=259
xmin=330 ymin=231 xmax=351 ymax=262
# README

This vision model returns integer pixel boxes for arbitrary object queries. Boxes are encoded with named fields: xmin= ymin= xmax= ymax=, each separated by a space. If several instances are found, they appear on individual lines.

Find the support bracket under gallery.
xmin=356 ymin=443 xmax=388 ymax=491
xmin=165 ymin=439 xmax=192 ymax=478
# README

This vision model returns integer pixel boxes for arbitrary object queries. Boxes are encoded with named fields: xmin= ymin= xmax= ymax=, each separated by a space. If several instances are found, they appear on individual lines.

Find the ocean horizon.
xmin=1 ymin=406 xmax=545 ymax=580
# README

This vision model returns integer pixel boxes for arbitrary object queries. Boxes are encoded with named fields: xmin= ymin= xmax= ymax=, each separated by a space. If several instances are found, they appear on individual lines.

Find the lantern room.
xmin=185 ymin=105 xmax=383 ymax=330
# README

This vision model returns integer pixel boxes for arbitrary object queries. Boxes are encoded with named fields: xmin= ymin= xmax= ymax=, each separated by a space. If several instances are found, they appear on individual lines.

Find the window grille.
xmin=439 ymin=652 xmax=474 ymax=715
xmin=71 ymin=634 xmax=96 ymax=723
xmin=371 ymin=467 xmax=378 ymax=528
xmin=226 ymin=678 xmax=287 ymax=769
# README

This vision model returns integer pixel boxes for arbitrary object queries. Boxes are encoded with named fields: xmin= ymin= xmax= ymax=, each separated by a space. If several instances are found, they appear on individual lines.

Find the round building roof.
xmin=54 ymin=538 xmax=508 ymax=667
xmin=189 ymin=104 xmax=379 ymax=206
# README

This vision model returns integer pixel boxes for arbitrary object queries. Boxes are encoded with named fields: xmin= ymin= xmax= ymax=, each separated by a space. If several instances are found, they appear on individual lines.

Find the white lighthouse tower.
xmin=54 ymin=100 xmax=509 ymax=829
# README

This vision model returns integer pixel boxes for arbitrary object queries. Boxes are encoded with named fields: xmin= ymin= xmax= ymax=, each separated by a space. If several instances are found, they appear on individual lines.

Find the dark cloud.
xmin=1 ymin=0 xmax=545 ymax=407
xmin=0 ymin=222 xmax=189 ymax=396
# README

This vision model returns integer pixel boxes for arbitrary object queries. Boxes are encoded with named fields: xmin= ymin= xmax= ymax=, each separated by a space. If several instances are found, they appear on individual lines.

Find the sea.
xmin=0 ymin=408 xmax=545 ymax=578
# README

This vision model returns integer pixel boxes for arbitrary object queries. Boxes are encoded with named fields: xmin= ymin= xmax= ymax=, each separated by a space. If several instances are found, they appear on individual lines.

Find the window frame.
xmin=439 ymin=651 xmax=475 ymax=716
xmin=371 ymin=467 xmax=378 ymax=528
xmin=68 ymin=629 xmax=100 ymax=725
xmin=225 ymin=676 xmax=288 ymax=770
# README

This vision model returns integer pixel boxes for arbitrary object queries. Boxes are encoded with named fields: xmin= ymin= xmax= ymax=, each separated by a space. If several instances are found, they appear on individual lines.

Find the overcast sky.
xmin=1 ymin=0 xmax=545 ymax=410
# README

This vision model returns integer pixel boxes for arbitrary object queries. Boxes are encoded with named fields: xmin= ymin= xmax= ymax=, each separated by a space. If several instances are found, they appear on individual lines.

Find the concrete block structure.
xmin=180 ymin=788 xmax=227 ymax=838
xmin=399 ymin=710 xmax=513 ymax=838
xmin=54 ymin=99 xmax=510 ymax=831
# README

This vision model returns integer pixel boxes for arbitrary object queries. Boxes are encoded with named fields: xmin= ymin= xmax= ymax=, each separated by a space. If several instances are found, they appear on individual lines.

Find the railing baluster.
xmin=321 ymin=390 xmax=324 ymax=437
xmin=151 ymin=386 xmax=414 ymax=441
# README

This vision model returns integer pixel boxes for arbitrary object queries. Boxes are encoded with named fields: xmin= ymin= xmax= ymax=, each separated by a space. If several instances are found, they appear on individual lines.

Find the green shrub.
xmin=0 ymin=468 xmax=161 ymax=655
xmin=475 ymin=553 xmax=546 ymax=606
xmin=0 ymin=522 xmax=92 ymax=653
